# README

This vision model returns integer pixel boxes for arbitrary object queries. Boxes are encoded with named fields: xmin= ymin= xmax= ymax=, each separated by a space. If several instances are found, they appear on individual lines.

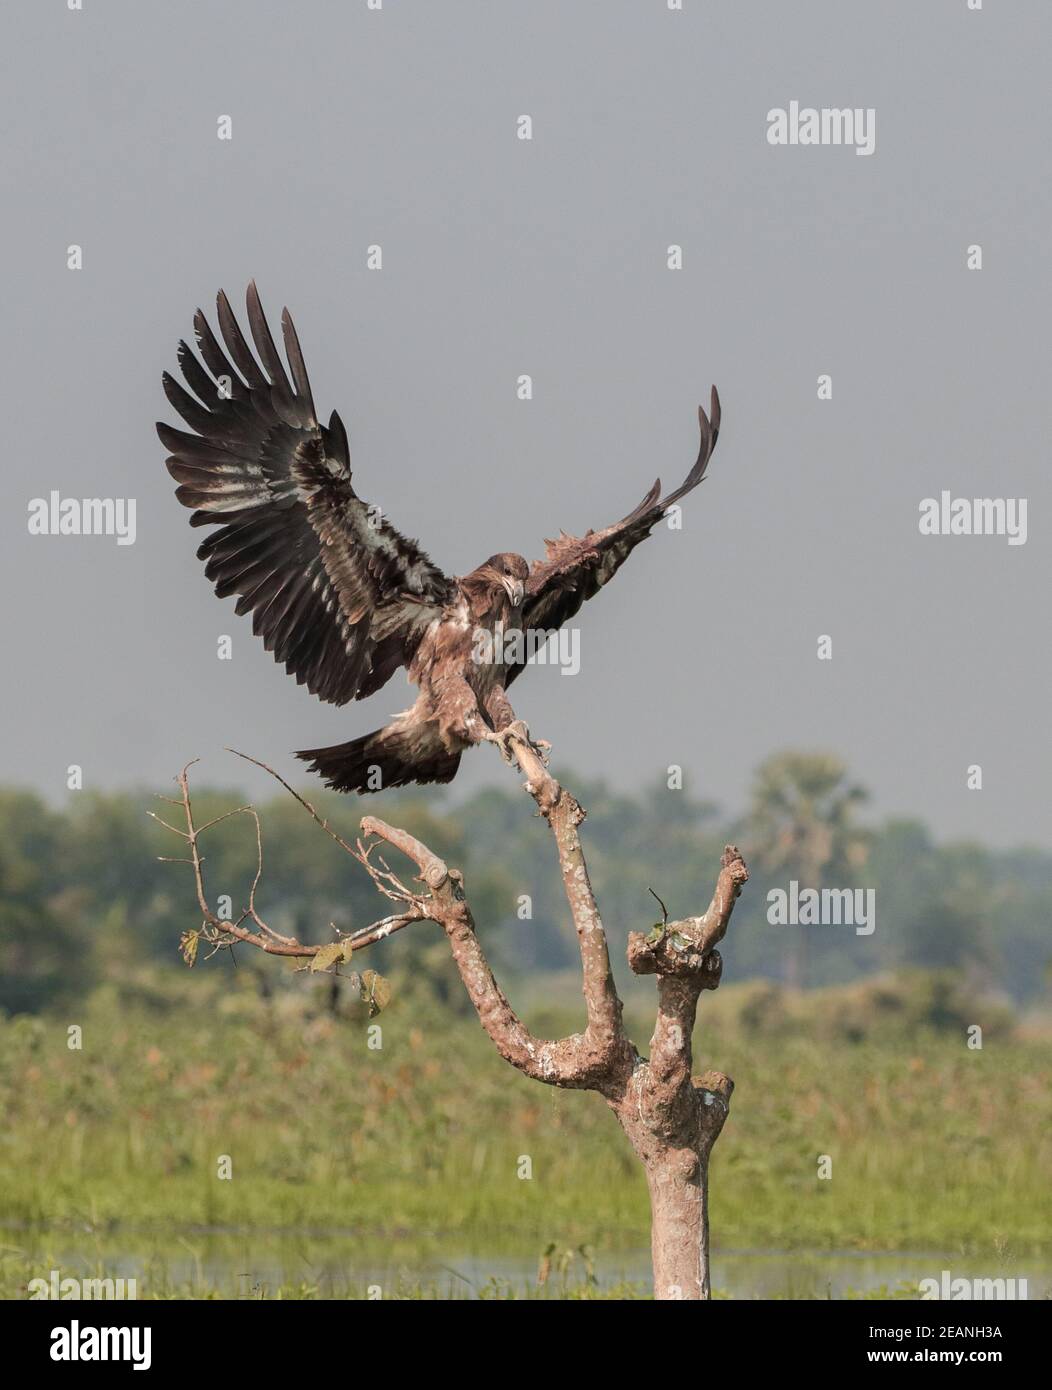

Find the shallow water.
xmin=7 ymin=1229 xmax=1048 ymax=1299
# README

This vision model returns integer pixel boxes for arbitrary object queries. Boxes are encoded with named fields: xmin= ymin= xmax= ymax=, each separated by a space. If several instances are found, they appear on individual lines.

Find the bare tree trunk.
xmin=610 ymin=1074 xmax=730 ymax=1298
xmin=362 ymin=735 xmax=747 ymax=1300
xmin=643 ymin=1158 xmax=709 ymax=1299
xmin=615 ymin=929 xmax=738 ymax=1298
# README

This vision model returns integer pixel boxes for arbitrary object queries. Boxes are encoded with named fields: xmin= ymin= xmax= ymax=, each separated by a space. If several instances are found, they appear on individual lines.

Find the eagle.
xmin=158 ymin=284 xmax=721 ymax=794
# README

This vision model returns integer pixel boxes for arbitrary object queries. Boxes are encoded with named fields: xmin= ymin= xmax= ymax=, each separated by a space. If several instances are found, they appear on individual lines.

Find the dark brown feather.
xmin=507 ymin=388 xmax=721 ymax=688
xmin=158 ymin=285 xmax=455 ymax=706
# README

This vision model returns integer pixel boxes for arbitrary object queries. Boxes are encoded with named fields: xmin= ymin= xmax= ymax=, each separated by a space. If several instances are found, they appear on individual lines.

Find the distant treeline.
xmin=1 ymin=752 xmax=1049 ymax=1014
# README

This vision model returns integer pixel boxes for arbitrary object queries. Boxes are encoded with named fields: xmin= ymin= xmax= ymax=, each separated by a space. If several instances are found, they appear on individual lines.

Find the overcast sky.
xmin=1 ymin=0 xmax=1048 ymax=848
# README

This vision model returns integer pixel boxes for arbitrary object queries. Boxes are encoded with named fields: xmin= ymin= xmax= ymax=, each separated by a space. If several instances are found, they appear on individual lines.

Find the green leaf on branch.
xmin=310 ymin=942 xmax=344 ymax=974
xmin=645 ymin=922 xmax=666 ymax=947
xmin=359 ymin=969 xmax=392 ymax=1016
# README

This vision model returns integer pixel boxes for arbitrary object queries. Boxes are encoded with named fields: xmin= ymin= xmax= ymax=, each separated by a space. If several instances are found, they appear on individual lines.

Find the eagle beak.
xmin=502 ymin=576 xmax=524 ymax=607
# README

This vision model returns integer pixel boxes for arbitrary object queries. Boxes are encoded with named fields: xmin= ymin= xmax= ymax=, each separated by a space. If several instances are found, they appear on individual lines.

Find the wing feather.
xmin=216 ymin=288 xmax=270 ymax=390
xmin=159 ymin=285 xmax=454 ymax=705
xmin=507 ymin=389 xmax=721 ymax=687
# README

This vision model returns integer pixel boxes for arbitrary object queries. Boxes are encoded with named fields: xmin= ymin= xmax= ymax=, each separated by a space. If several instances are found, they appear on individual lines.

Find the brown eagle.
xmin=158 ymin=284 xmax=721 ymax=793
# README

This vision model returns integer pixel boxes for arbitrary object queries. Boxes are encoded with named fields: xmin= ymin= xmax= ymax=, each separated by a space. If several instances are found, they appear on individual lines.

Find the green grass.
xmin=1 ymin=969 xmax=1049 ymax=1299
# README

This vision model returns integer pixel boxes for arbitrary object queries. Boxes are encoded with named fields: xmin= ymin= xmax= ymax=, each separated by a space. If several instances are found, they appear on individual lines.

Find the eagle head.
xmin=467 ymin=552 xmax=528 ymax=610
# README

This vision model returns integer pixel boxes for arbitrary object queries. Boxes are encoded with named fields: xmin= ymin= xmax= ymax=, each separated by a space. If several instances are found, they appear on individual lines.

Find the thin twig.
xmin=226 ymin=748 xmax=358 ymax=856
xmin=648 ymin=887 xmax=670 ymax=924
xmin=146 ymin=811 xmax=189 ymax=839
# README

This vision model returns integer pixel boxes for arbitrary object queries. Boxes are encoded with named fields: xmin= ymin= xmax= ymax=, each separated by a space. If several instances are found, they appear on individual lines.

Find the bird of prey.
xmin=158 ymin=284 xmax=721 ymax=793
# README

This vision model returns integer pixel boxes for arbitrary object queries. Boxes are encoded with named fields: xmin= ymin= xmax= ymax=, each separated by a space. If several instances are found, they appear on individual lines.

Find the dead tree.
xmin=158 ymin=732 xmax=747 ymax=1300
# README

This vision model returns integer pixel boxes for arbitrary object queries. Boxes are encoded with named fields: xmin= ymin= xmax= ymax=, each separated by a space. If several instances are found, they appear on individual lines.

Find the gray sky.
xmin=2 ymin=0 xmax=1048 ymax=848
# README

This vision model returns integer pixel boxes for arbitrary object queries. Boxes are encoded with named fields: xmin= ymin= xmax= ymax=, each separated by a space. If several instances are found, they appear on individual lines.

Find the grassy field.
xmin=1 ymin=967 xmax=1049 ymax=1298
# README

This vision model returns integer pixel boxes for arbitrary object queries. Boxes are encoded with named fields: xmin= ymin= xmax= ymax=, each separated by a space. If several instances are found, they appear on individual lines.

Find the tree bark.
xmin=612 ymin=1060 xmax=734 ymax=1298
xmin=644 ymin=1156 xmax=710 ymax=1300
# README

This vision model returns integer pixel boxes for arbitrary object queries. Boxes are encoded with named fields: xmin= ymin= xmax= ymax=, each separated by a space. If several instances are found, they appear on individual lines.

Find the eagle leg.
xmin=478 ymin=688 xmax=551 ymax=765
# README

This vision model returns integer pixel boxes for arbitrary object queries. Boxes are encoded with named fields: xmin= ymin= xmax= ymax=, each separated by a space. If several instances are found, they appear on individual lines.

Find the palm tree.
xmin=748 ymin=752 xmax=870 ymax=988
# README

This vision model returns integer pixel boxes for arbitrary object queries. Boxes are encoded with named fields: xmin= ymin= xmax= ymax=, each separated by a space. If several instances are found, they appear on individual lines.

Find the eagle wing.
xmin=508 ymin=388 xmax=721 ymax=687
xmin=158 ymin=284 xmax=455 ymax=706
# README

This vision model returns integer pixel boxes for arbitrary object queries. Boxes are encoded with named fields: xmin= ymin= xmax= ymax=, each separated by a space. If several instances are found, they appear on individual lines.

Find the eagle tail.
xmin=295 ymin=722 xmax=461 ymax=795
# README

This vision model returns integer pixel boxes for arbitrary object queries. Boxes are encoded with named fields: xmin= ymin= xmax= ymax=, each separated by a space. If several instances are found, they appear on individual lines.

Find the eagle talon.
xmin=506 ymin=721 xmax=552 ymax=765
xmin=478 ymin=723 xmax=517 ymax=763
xmin=495 ymin=729 xmax=520 ymax=764
xmin=480 ymin=719 xmax=549 ymax=766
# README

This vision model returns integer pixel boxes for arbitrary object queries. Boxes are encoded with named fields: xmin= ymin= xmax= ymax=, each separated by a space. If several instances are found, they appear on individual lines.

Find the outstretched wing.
xmin=158 ymin=284 xmax=455 ymax=705
xmin=508 ymin=388 xmax=721 ymax=687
